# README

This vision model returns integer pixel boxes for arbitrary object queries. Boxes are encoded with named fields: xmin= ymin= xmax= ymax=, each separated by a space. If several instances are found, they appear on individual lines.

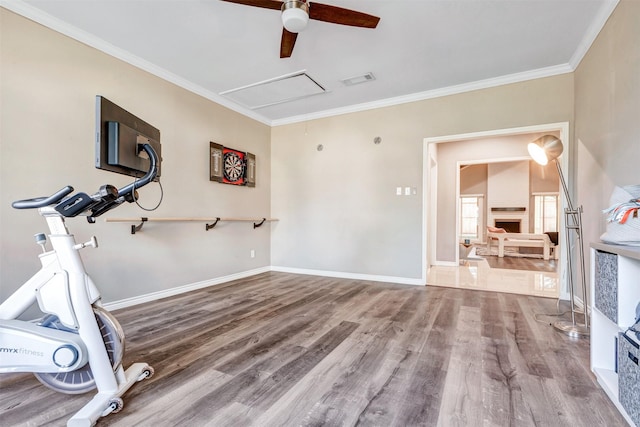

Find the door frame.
xmin=422 ymin=122 xmax=570 ymax=299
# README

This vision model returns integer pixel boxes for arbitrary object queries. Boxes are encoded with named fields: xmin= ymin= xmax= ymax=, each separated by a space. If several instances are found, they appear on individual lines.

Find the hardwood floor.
xmin=481 ymin=254 xmax=558 ymax=273
xmin=0 ymin=272 xmax=625 ymax=426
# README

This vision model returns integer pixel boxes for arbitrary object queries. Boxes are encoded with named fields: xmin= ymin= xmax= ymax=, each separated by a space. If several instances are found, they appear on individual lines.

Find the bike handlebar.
xmin=12 ymin=186 xmax=75 ymax=210
xmin=11 ymin=143 xmax=159 ymax=220
xmin=84 ymin=143 xmax=159 ymax=219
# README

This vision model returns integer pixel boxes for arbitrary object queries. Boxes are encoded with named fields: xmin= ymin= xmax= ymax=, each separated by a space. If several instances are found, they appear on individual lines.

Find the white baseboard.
xmin=432 ymin=261 xmax=459 ymax=267
xmin=556 ymin=295 xmax=592 ymax=320
xmin=103 ymin=266 xmax=271 ymax=311
xmin=270 ymin=266 xmax=424 ymax=286
xmin=573 ymin=295 xmax=588 ymax=313
xmin=557 ymin=293 xmax=585 ymax=306
xmin=102 ymin=264 xmax=577 ymax=313
xmin=103 ymin=266 xmax=426 ymax=312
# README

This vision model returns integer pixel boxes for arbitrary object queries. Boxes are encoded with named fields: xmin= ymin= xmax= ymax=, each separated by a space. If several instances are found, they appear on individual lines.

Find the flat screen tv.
xmin=95 ymin=95 xmax=161 ymax=179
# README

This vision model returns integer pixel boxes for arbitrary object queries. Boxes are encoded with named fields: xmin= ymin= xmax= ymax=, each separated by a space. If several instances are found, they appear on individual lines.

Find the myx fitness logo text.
xmin=0 ymin=347 xmax=45 ymax=357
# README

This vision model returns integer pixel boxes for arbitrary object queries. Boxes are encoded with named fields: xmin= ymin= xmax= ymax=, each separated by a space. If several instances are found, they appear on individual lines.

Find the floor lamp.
xmin=528 ymin=135 xmax=589 ymax=338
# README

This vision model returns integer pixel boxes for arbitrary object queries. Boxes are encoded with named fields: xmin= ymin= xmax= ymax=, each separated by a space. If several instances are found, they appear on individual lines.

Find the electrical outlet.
xmin=250 ymin=249 xmax=255 ymax=258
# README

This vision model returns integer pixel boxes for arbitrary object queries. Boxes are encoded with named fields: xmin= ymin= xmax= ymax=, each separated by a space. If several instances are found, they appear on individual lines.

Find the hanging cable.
xmin=131 ymin=173 xmax=163 ymax=212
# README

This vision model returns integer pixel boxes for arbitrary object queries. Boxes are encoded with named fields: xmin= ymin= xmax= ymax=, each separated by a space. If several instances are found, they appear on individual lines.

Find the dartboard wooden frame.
xmin=209 ymin=142 xmax=255 ymax=187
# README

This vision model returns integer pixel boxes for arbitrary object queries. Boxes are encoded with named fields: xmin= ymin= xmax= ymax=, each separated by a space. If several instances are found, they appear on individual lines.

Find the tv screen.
xmin=95 ymin=95 xmax=161 ymax=179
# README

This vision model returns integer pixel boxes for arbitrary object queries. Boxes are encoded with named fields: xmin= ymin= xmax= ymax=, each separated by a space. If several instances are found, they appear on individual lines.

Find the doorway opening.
xmin=422 ymin=122 xmax=570 ymax=299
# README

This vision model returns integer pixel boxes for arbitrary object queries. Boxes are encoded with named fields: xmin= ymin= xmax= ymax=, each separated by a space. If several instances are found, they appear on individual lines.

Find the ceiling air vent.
xmin=220 ymin=70 xmax=326 ymax=110
xmin=340 ymin=72 xmax=376 ymax=86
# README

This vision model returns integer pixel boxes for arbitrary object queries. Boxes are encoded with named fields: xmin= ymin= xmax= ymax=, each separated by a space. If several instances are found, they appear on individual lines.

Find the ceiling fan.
xmin=220 ymin=0 xmax=380 ymax=58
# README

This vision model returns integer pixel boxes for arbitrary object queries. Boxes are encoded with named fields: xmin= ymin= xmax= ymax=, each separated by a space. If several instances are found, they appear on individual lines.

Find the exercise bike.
xmin=0 ymin=143 xmax=159 ymax=426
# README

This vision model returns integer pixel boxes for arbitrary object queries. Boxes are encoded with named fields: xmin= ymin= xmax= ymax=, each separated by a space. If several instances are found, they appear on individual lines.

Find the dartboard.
xmin=223 ymin=149 xmax=246 ymax=185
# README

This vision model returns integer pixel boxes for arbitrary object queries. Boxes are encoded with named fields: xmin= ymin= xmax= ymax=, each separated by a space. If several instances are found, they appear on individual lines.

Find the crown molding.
xmin=0 ymin=0 xmax=271 ymax=126
xmin=271 ymin=64 xmax=574 ymax=126
xmin=3 ymin=0 xmax=619 ymax=128
xmin=569 ymin=0 xmax=620 ymax=69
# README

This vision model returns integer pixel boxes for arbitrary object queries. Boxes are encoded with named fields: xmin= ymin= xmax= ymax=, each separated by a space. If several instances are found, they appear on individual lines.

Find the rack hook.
xmin=253 ymin=218 xmax=266 ymax=229
xmin=131 ymin=217 xmax=148 ymax=235
xmin=205 ymin=217 xmax=221 ymax=231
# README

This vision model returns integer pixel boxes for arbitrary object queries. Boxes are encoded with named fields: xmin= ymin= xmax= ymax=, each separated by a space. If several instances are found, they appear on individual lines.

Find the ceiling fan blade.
xmin=280 ymin=28 xmax=298 ymax=58
xmin=219 ymin=0 xmax=282 ymax=11
xmin=309 ymin=3 xmax=379 ymax=28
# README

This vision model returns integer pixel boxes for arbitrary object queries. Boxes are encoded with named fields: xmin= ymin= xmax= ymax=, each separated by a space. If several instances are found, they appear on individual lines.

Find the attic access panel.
xmin=220 ymin=71 xmax=326 ymax=110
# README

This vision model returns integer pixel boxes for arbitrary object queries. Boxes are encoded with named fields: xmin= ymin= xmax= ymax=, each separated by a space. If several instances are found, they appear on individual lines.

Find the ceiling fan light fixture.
xmin=281 ymin=0 xmax=309 ymax=33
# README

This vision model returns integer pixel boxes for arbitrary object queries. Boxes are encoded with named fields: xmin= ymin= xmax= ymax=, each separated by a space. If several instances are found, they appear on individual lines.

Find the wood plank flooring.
xmin=481 ymin=254 xmax=558 ymax=273
xmin=0 ymin=272 xmax=625 ymax=426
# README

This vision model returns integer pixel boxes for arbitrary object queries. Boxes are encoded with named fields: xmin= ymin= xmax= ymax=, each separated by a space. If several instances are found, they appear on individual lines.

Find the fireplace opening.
xmin=495 ymin=219 xmax=521 ymax=233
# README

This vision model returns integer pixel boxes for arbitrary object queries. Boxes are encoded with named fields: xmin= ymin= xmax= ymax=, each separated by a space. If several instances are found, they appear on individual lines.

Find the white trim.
xmin=458 ymin=156 xmax=531 ymax=165
xmin=424 ymin=143 xmax=439 ymax=281
xmin=531 ymin=192 xmax=560 ymax=196
xmin=272 ymin=65 xmax=573 ymax=126
xmin=0 ymin=0 xmax=271 ymax=126
xmin=102 ymin=265 xmax=424 ymax=312
xmin=432 ymin=261 xmax=459 ymax=267
xmin=423 ymin=122 xmax=571 ymax=300
xmin=270 ymin=266 xmax=424 ymax=286
xmin=425 ymin=122 xmax=570 ymax=144
xmin=102 ymin=266 xmax=270 ymax=311
xmin=568 ymin=0 xmax=620 ymax=69
xmin=455 ymin=160 xmax=461 ymax=261
xmin=2 ymin=0 xmax=616 ymax=126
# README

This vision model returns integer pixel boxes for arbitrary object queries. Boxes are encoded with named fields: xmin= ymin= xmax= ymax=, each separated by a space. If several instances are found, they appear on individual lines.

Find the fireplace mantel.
xmin=491 ymin=207 xmax=526 ymax=212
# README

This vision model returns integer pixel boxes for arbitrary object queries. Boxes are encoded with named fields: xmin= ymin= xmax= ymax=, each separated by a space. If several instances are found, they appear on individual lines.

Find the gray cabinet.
xmin=618 ymin=332 xmax=640 ymax=426
xmin=591 ymin=243 xmax=640 ymax=427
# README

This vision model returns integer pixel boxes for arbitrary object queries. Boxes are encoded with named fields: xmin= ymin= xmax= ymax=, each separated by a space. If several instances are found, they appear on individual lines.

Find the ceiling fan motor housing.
xmin=281 ymin=0 xmax=309 ymax=33
xmin=220 ymin=0 xmax=379 ymax=58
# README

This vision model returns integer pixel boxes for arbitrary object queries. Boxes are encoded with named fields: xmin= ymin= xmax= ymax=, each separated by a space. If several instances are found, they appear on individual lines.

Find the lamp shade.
xmin=282 ymin=1 xmax=309 ymax=33
xmin=527 ymin=135 xmax=563 ymax=165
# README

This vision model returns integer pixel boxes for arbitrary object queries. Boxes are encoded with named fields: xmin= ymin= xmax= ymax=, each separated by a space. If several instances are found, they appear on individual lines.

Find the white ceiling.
xmin=4 ymin=0 xmax=618 ymax=125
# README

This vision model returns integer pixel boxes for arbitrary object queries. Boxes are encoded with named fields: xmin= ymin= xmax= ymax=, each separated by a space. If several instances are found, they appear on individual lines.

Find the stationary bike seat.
xmin=12 ymin=186 xmax=74 ymax=209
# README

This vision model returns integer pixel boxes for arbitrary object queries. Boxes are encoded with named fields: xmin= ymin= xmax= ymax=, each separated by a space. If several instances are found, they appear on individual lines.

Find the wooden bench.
xmin=487 ymin=232 xmax=556 ymax=261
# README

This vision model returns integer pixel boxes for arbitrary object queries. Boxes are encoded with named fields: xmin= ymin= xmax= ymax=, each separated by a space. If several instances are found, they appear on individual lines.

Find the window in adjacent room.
xmin=533 ymin=193 xmax=558 ymax=234
xmin=460 ymin=196 xmax=483 ymax=241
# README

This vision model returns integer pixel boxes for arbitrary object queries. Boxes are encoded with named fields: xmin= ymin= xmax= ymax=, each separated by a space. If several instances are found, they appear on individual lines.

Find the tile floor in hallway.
xmin=427 ymin=258 xmax=559 ymax=298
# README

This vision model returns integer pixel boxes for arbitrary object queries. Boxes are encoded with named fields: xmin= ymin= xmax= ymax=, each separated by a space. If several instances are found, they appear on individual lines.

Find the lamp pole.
xmin=555 ymin=161 xmax=589 ymax=337
xmin=528 ymin=135 xmax=589 ymax=338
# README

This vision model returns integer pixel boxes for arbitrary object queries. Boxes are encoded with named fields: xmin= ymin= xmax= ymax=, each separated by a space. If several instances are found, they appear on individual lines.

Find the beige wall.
xmin=0 ymin=10 xmax=271 ymax=312
xmin=575 ymin=0 xmax=640 ymax=299
xmin=530 ymin=160 xmax=560 ymax=194
xmin=272 ymin=76 xmax=574 ymax=274
xmin=460 ymin=164 xmax=488 ymax=196
xmin=2 ymin=0 xmax=635 ymax=300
